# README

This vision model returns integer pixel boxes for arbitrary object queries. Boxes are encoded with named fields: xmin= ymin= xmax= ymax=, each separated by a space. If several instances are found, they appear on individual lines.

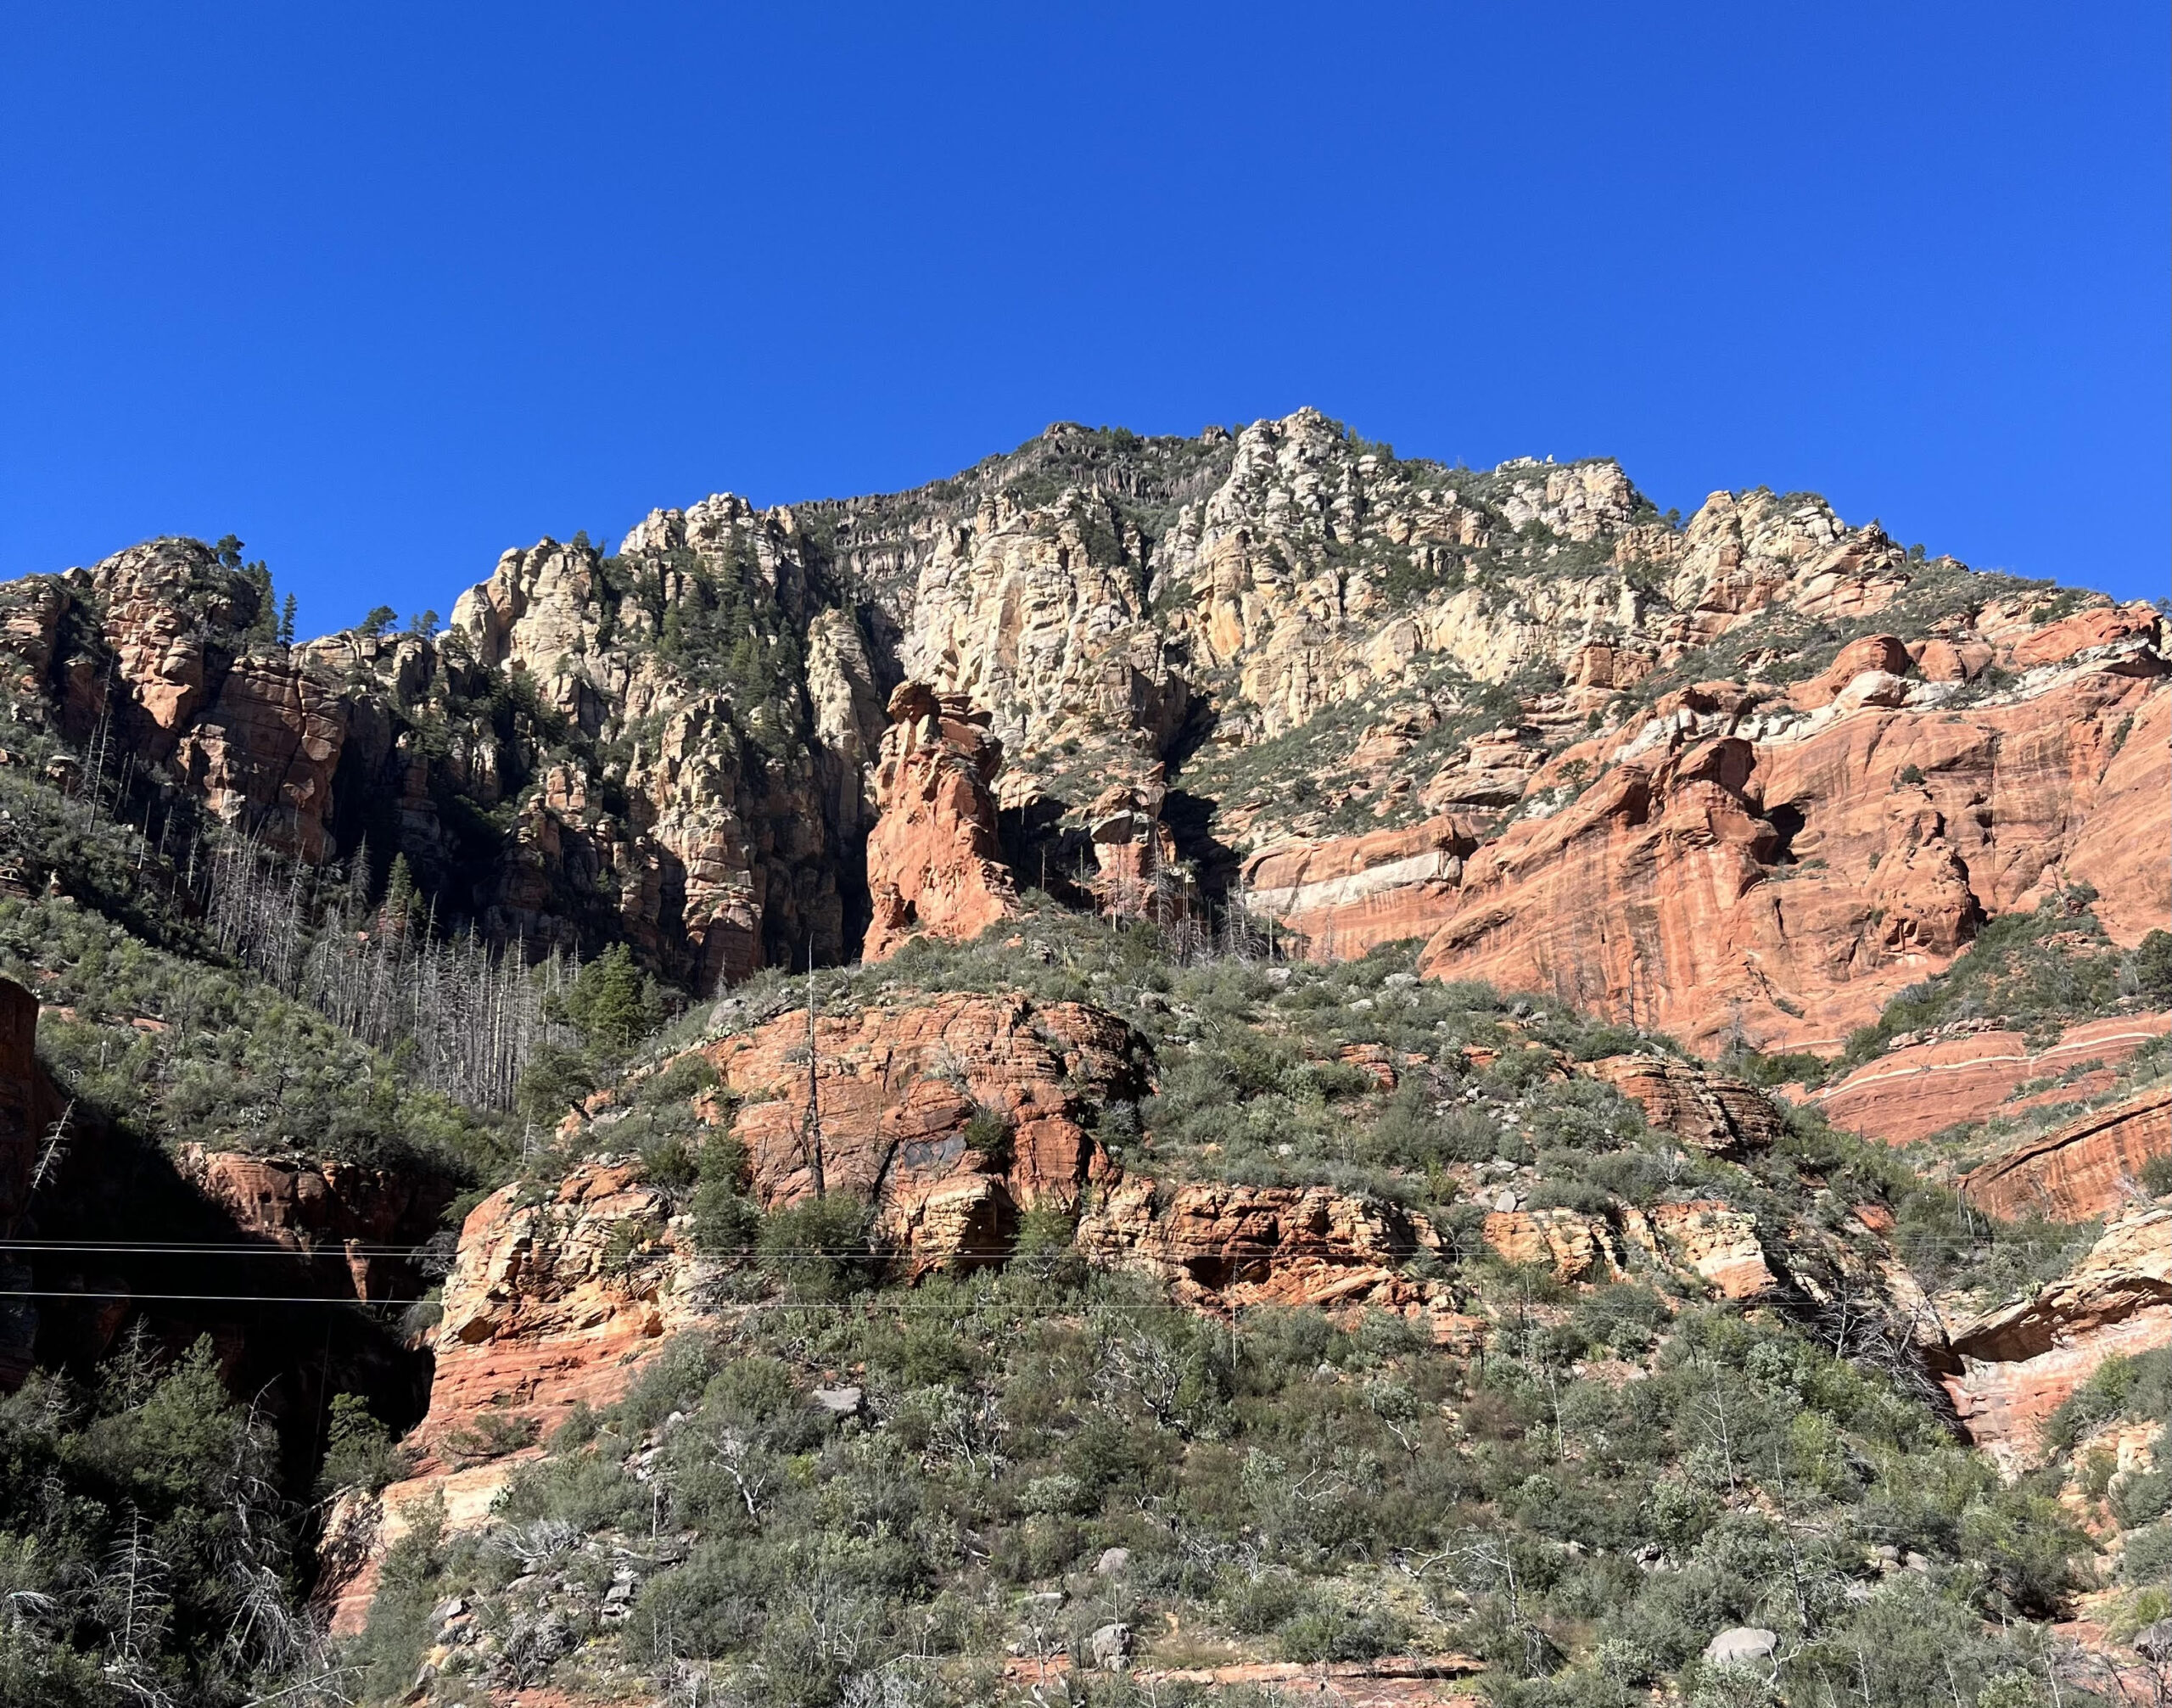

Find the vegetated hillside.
xmin=0 ymin=413 xmax=2165 ymax=1705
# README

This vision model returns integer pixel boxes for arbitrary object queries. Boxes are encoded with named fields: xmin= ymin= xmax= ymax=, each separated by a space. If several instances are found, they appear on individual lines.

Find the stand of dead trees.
xmin=195 ymin=832 xmax=576 ymax=1112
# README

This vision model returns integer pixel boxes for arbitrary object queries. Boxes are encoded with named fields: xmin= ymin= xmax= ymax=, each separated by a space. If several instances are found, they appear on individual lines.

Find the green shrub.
xmin=759 ymin=1195 xmax=877 ymax=1298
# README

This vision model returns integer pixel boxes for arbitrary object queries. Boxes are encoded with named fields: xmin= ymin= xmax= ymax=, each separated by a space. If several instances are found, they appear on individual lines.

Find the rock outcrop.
xmin=1242 ymin=816 xmax=1478 ymax=960
xmin=1086 ymin=773 xmax=1191 ymax=922
xmin=314 ymin=1159 xmax=707 ymax=1635
xmin=1943 ymin=1209 xmax=2172 ymax=1471
xmin=1078 ymin=1176 xmax=1464 ymax=1329
xmin=7 ymin=417 xmax=2162 ymax=1033
xmin=1582 ymin=1054 xmax=1782 ymax=1157
xmin=1478 ymin=1197 xmax=1782 ymax=1299
xmin=1 ymin=531 xmax=880 ymax=992
xmin=1805 ymin=1014 xmax=2172 ymax=1147
xmin=861 ymin=683 xmax=1019 ymax=961
xmin=1416 ymin=657 xmax=2166 ymax=1055
xmin=1960 ymin=1087 xmax=2172 ymax=1223
xmin=416 ymin=1162 xmax=702 ymax=1466
xmin=703 ymin=991 xmax=1144 ymax=1268
xmin=177 ymin=1147 xmax=454 ymax=1301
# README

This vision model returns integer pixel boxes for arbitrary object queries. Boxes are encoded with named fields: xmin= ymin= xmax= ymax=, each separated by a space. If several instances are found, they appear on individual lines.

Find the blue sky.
xmin=4 ymin=3 xmax=2165 ymax=634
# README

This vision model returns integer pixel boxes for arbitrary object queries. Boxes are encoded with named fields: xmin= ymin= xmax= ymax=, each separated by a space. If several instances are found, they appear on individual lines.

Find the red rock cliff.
xmin=862 ymin=682 xmax=1020 ymax=961
xmin=703 ymin=989 xmax=1145 ymax=1269
xmin=1416 ymin=650 xmax=2165 ymax=1055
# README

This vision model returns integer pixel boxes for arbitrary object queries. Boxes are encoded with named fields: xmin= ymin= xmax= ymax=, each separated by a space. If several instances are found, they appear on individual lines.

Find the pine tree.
xmin=380 ymin=854 xmax=419 ymax=940
xmin=279 ymin=592 xmax=297 ymax=646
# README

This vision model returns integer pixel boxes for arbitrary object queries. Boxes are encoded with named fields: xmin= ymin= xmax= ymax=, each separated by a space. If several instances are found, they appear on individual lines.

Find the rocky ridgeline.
xmin=7 ymin=408 xmax=2162 ymax=1036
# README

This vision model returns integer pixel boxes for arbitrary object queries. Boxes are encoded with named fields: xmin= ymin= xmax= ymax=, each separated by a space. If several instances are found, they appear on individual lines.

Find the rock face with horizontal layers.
xmin=1242 ymin=815 xmax=1479 ymax=960
xmin=1078 ymin=1176 xmax=1459 ymax=1325
xmin=1943 ymin=1209 xmax=2172 ymax=1473
xmin=861 ymin=683 xmax=1020 ymax=961
xmin=1960 ymin=1087 xmax=2172 ymax=1223
xmin=417 ymin=1162 xmax=702 ymax=1465
xmin=703 ymin=991 xmax=1148 ymax=1268
xmin=1805 ymin=1013 xmax=2172 ymax=1147
xmin=1417 ymin=649 xmax=2166 ymax=1056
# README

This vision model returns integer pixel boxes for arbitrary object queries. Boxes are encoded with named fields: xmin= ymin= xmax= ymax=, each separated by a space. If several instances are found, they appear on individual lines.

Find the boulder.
xmin=1089 ymin=1622 xmax=1133 ymax=1671
xmin=1702 ymin=1627 xmax=1778 ymax=1670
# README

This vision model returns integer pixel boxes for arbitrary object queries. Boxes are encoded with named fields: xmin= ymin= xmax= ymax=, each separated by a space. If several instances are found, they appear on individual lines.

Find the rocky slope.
xmin=3 ymin=412 xmax=2169 ymax=1703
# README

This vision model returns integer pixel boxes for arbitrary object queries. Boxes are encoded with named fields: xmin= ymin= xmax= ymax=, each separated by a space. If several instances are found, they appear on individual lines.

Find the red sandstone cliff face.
xmin=316 ymin=1160 xmax=704 ymax=1635
xmin=1960 ymin=1087 xmax=2172 ymax=1223
xmin=176 ymin=1146 xmax=454 ymax=1300
xmin=0 ymin=535 xmax=886 ymax=993
xmin=417 ymin=1162 xmax=697 ymax=1462
xmin=1242 ymin=816 xmax=1481 ymax=961
xmin=1413 ymin=647 xmax=2165 ymax=1056
xmin=1943 ymin=1209 xmax=2172 ymax=1473
xmin=861 ymin=683 xmax=1020 ymax=962
xmin=703 ymin=989 xmax=1145 ymax=1268
xmin=1805 ymin=1014 xmax=2172 ymax=1148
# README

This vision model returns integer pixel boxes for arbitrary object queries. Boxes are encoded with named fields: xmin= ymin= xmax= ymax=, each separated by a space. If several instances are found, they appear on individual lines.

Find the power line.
xmin=0 ymin=1234 xmax=440 ymax=1252
xmin=0 ymin=1289 xmax=415 ymax=1307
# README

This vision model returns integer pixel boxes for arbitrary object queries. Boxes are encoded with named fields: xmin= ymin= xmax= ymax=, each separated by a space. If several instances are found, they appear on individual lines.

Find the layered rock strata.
xmin=1581 ymin=1054 xmax=1781 ymax=1157
xmin=1417 ymin=652 xmax=2165 ymax=1055
xmin=1960 ymin=1086 xmax=2172 ymax=1223
xmin=1077 ymin=1177 xmax=1458 ymax=1326
xmin=1943 ymin=1209 xmax=2172 ymax=1472
xmin=8 ymin=417 xmax=2164 ymax=1039
xmin=1242 ymin=816 xmax=1479 ymax=960
xmin=1806 ymin=1015 xmax=2172 ymax=1147
xmin=1476 ymin=1198 xmax=1781 ymax=1300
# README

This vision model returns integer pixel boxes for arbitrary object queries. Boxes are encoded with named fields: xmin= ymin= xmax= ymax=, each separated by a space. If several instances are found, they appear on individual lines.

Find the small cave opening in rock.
xmin=1766 ymin=802 xmax=1807 ymax=865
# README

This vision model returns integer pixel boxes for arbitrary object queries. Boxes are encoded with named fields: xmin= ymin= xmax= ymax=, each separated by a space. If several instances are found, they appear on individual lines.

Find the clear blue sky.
xmin=5 ymin=3 xmax=2165 ymax=635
